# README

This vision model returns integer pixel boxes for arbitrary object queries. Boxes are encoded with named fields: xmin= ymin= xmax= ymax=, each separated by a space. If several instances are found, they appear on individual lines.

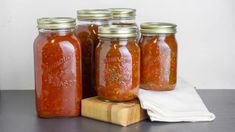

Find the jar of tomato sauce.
xmin=75 ymin=9 xmax=111 ymax=98
xmin=96 ymin=25 xmax=140 ymax=101
xmin=139 ymin=22 xmax=178 ymax=91
xmin=34 ymin=17 xmax=82 ymax=118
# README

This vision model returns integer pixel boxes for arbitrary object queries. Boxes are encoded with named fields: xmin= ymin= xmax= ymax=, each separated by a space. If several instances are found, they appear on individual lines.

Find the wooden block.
xmin=81 ymin=96 xmax=147 ymax=126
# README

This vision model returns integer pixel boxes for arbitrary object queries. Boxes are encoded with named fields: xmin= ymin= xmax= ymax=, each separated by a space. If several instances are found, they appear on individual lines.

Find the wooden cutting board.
xmin=81 ymin=96 xmax=147 ymax=126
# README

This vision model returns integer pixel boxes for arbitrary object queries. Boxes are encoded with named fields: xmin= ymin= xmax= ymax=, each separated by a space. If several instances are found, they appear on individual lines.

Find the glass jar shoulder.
xmin=97 ymin=38 xmax=139 ymax=57
xmin=75 ymin=19 xmax=110 ymax=37
xmin=34 ymin=32 xmax=81 ymax=51
xmin=139 ymin=34 xmax=177 ymax=49
xmin=75 ymin=24 xmax=98 ymax=36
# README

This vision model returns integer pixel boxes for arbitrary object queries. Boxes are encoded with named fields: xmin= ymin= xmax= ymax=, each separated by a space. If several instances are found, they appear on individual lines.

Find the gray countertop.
xmin=0 ymin=90 xmax=235 ymax=132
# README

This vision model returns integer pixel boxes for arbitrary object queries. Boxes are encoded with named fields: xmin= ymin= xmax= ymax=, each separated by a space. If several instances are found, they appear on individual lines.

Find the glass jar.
xmin=139 ymin=22 xmax=178 ymax=91
xmin=75 ymin=9 xmax=112 ymax=98
xmin=34 ymin=17 xmax=82 ymax=117
xmin=96 ymin=25 xmax=140 ymax=101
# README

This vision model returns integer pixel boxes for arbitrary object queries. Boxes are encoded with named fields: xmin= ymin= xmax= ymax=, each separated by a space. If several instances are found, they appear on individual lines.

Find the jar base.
xmin=140 ymin=84 xmax=176 ymax=91
xmin=37 ymin=114 xmax=80 ymax=118
xmin=97 ymin=96 xmax=137 ymax=102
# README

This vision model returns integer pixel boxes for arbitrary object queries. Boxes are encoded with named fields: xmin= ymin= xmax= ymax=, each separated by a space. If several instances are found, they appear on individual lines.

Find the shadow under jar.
xmin=75 ymin=9 xmax=112 ymax=98
xmin=139 ymin=22 xmax=178 ymax=91
xmin=96 ymin=25 xmax=140 ymax=101
xmin=34 ymin=17 xmax=82 ymax=118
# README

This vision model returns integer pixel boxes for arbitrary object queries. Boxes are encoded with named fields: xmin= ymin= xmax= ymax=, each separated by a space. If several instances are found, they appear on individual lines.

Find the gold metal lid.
xmin=98 ymin=25 xmax=137 ymax=38
xmin=110 ymin=8 xmax=136 ymax=18
xmin=77 ymin=9 xmax=112 ymax=20
xmin=140 ymin=22 xmax=177 ymax=33
xmin=37 ymin=17 xmax=76 ymax=29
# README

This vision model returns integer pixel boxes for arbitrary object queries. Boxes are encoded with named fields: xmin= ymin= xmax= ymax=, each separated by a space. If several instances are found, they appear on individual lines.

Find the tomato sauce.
xmin=76 ymin=9 xmax=111 ymax=98
xmin=96 ymin=26 xmax=140 ymax=101
xmin=34 ymin=17 xmax=82 ymax=117
xmin=139 ymin=23 xmax=177 ymax=91
xmin=96 ymin=38 xmax=140 ymax=101
xmin=75 ymin=24 xmax=99 ymax=98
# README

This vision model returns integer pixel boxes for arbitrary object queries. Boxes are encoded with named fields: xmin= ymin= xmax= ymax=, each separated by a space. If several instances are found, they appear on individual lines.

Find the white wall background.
xmin=0 ymin=0 xmax=235 ymax=90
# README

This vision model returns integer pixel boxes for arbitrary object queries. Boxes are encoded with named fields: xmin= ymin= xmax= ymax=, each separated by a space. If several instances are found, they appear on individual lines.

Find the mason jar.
xmin=34 ymin=17 xmax=82 ymax=117
xmin=75 ymin=9 xmax=112 ymax=98
xmin=96 ymin=25 xmax=140 ymax=101
xmin=139 ymin=22 xmax=178 ymax=91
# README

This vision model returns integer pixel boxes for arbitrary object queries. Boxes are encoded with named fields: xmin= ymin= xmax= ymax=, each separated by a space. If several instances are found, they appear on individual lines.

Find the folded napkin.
xmin=138 ymin=78 xmax=216 ymax=122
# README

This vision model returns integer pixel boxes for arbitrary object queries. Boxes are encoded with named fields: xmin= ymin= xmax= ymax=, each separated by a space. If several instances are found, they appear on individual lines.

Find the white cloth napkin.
xmin=138 ymin=78 xmax=216 ymax=122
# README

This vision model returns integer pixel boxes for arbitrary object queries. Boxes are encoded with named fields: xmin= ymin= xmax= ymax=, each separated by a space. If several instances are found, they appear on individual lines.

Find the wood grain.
xmin=81 ymin=96 xmax=147 ymax=126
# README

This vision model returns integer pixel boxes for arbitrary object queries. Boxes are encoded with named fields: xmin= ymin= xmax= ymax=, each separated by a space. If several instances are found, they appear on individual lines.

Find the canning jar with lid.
xmin=75 ymin=9 xmax=112 ymax=98
xmin=96 ymin=25 xmax=140 ymax=101
xmin=34 ymin=17 xmax=82 ymax=117
xmin=139 ymin=22 xmax=178 ymax=91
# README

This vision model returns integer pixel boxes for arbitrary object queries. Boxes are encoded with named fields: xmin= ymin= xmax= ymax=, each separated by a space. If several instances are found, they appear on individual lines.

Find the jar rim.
xmin=37 ymin=17 xmax=76 ymax=29
xmin=98 ymin=25 xmax=137 ymax=38
xmin=140 ymin=22 xmax=177 ymax=33
xmin=77 ymin=9 xmax=112 ymax=20
xmin=109 ymin=8 xmax=136 ymax=18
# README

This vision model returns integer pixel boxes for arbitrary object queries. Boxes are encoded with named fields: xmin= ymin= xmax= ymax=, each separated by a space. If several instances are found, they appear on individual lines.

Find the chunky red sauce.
xmin=75 ymin=25 xmax=99 ymax=98
xmin=96 ymin=38 xmax=140 ymax=101
xmin=34 ymin=30 xmax=82 ymax=117
xmin=140 ymin=34 xmax=177 ymax=90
